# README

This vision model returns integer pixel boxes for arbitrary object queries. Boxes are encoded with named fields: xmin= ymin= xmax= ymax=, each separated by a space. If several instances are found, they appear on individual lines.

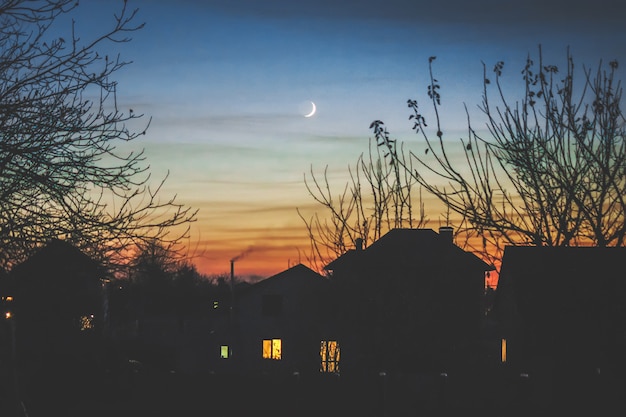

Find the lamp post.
xmin=5 ymin=308 xmax=20 ymax=417
xmin=379 ymin=371 xmax=387 ymax=417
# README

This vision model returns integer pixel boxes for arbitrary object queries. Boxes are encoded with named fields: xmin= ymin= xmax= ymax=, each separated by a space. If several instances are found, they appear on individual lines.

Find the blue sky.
xmin=67 ymin=0 xmax=625 ymax=277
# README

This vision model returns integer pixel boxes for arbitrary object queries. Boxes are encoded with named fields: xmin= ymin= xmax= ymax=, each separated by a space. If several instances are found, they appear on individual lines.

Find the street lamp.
xmin=4 ymin=307 xmax=20 ymax=417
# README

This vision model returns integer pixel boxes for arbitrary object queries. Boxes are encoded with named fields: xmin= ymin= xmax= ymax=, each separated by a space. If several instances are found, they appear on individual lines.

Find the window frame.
xmin=262 ymin=338 xmax=282 ymax=360
xmin=220 ymin=345 xmax=230 ymax=359
xmin=320 ymin=340 xmax=340 ymax=373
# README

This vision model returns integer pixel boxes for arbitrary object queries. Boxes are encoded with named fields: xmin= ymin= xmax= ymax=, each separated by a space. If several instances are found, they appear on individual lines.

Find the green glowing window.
xmin=220 ymin=345 xmax=229 ymax=359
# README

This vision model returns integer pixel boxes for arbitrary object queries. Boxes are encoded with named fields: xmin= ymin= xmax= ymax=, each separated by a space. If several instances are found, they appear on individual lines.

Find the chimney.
xmin=439 ymin=226 xmax=454 ymax=244
xmin=230 ymin=259 xmax=235 ymax=287
xmin=229 ymin=259 xmax=235 ymax=312
xmin=355 ymin=237 xmax=363 ymax=251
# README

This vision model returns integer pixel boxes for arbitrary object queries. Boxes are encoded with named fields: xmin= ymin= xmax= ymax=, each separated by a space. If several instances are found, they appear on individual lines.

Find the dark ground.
xmin=2 ymin=363 xmax=624 ymax=417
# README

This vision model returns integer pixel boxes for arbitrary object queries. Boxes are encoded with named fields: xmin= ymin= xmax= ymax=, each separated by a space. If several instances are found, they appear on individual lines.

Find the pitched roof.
xmin=325 ymin=228 xmax=492 ymax=272
xmin=12 ymin=239 xmax=99 ymax=272
xmin=498 ymin=245 xmax=626 ymax=283
xmin=495 ymin=245 xmax=626 ymax=326
xmin=239 ymin=263 xmax=327 ymax=294
xmin=9 ymin=239 xmax=102 ymax=289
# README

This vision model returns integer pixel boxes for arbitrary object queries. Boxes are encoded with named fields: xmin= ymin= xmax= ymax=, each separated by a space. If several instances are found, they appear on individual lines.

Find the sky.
xmin=65 ymin=0 xmax=625 ymax=279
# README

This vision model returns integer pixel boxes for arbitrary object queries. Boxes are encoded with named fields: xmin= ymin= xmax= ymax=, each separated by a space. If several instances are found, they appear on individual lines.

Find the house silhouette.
xmin=205 ymin=227 xmax=492 ymax=381
xmin=325 ymin=227 xmax=493 ymax=376
xmin=494 ymin=245 xmax=626 ymax=412
xmin=8 ymin=239 xmax=106 ymax=345
xmin=210 ymin=263 xmax=331 ymax=376
xmin=2 ymin=239 xmax=109 ymax=410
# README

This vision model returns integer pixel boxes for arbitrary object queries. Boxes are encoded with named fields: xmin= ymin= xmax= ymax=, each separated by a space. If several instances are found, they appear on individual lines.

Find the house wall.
xmin=222 ymin=273 xmax=328 ymax=376
xmin=331 ymin=258 xmax=485 ymax=374
xmin=495 ymin=247 xmax=626 ymax=410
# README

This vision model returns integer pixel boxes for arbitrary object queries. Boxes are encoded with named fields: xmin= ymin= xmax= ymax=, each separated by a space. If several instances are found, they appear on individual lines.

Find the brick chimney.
xmin=355 ymin=237 xmax=364 ymax=251
xmin=439 ymin=226 xmax=454 ymax=244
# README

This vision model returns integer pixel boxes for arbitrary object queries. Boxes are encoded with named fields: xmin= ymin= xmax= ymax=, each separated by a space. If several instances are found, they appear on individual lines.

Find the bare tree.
xmin=373 ymin=47 xmax=625 ymax=271
xmin=0 ymin=1 xmax=197 ymax=271
xmin=299 ymin=138 xmax=427 ymax=273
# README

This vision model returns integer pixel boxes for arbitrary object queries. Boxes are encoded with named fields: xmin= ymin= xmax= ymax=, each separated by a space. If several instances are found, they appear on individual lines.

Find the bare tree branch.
xmin=300 ymin=138 xmax=427 ymax=273
xmin=0 ymin=1 xmax=197 ymax=271
xmin=373 ymin=46 xmax=625 ymax=273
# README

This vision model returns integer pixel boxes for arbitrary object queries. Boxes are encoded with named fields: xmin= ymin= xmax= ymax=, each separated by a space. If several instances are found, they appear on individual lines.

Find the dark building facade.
xmin=219 ymin=263 xmax=332 ymax=376
xmin=7 ymin=240 xmax=107 ymax=369
xmin=494 ymin=246 xmax=626 ymax=411
xmin=0 ymin=239 xmax=114 ymax=416
xmin=325 ymin=228 xmax=493 ymax=376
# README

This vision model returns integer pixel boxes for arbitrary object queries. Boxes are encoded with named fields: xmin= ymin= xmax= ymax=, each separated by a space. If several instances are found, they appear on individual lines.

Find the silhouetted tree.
xmin=373 ymin=47 xmax=625 ymax=269
xmin=172 ymin=262 xmax=207 ymax=317
xmin=130 ymin=240 xmax=178 ymax=315
xmin=299 ymin=139 xmax=427 ymax=272
xmin=0 ymin=0 xmax=197 ymax=272
xmin=127 ymin=240 xmax=215 ymax=319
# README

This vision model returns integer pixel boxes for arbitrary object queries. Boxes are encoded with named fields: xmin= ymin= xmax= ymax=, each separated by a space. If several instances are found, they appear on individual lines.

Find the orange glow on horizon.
xmin=190 ymin=227 xmax=502 ymax=288
xmin=195 ymin=254 xmax=308 ymax=280
xmin=185 ymin=198 xmax=502 ymax=285
xmin=191 ymin=234 xmax=313 ymax=280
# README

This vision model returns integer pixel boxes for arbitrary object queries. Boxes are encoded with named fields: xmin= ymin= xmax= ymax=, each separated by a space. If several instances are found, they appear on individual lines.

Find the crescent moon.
xmin=304 ymin=101 xmax=316 ymax=118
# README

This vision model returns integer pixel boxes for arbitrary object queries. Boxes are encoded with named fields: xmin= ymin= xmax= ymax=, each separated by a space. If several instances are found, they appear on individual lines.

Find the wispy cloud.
xmin=197 ymin=0 xmax=622 ymax=26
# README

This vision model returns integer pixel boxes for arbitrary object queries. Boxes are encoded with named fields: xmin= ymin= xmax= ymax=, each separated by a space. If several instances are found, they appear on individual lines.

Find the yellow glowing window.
xmin=79 ymin=315 xmax=94 ymax=331
xmin=213 ymin=301 xmax=219 ymax=309
xmin=220 ymin=345 xmax=229 ymax=359
xmin=501 ymin=338 xmax=507 ymax=363
xmin=320 ymin=340 xmax=340 ymax=373
xmin=262 ymin=338 xmax=282 ymax=360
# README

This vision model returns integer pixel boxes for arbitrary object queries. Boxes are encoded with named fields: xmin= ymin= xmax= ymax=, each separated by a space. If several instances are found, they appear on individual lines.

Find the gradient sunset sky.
xmin=68 ymin=0 xmax=624 ymax=278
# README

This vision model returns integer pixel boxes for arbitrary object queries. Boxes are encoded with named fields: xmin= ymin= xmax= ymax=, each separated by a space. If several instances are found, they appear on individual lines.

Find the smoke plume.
xmin=230 ymin=246 xmax=254 ymax=262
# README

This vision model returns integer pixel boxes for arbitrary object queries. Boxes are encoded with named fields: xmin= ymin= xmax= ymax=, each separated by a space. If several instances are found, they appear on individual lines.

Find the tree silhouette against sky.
xmin=300 ymin=138 xmax=427 ymax=273
xmin=0 ymin=0 xmax=197 ymax=271
xmin=372 ymin=47 xmax=625 ymax=272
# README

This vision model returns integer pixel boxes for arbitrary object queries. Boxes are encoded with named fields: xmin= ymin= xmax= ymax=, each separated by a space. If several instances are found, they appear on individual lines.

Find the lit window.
xmin=501 ymin=338 xmax=507 ymax=363
xmin=320 ymin=340 xmax=340 ymax=373
xmin=213 ymin=301 xmax=219 ymax=309
xmin=79 ymin=315 xmax=95 ymax=331
xmin=220 ymin=345 xmax=229 ymax=359
xmin=262 ymin=338 xmax=282 ymax=360
xmin=5 ymin=311 xmax=11 ymax=319
xmin=2 ymin=296 xmax=13 ymax=302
